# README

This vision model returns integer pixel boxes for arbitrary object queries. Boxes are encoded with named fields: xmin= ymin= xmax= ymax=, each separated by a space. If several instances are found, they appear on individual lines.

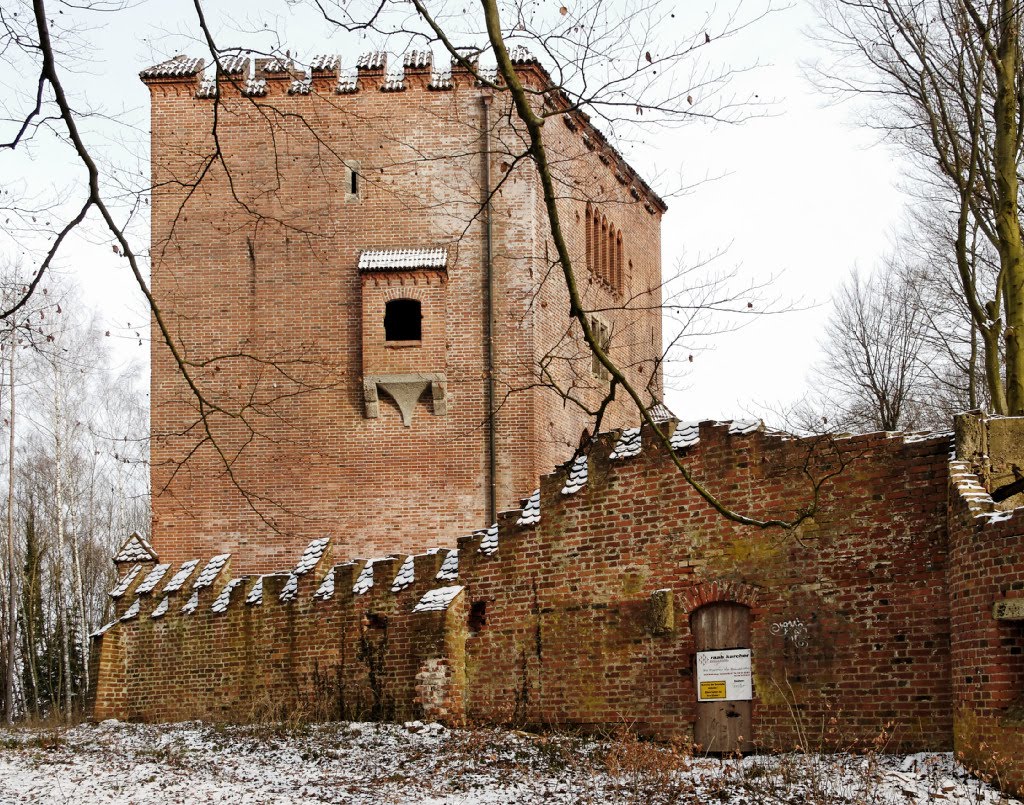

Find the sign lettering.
xmin=699 ymin=680 xmax=727 ymax=700
xmin=696 ymin=648 xmax=753 ymax=702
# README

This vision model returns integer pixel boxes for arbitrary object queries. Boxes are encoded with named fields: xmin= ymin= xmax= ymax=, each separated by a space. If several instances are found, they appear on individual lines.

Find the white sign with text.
xmin=696 ymin=648 xmax=753 ymax=701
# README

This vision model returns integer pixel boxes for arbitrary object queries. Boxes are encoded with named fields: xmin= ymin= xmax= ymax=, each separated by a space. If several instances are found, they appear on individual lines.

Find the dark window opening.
xmin=384 ymin=298 xmax=422 ymax=342
xmin=469 ymin=601 xmax=487 ymax=635
xmin=350 ymin=168 xmax=359 ymax=195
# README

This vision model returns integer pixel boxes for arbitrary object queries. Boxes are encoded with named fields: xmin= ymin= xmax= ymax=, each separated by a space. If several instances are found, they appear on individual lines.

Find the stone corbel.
xmin=363 ymin=373 xmax=447 ymax=426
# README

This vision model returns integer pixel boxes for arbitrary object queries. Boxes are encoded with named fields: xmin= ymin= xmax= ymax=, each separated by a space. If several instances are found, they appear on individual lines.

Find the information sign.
xmin=695 ymin=648 xmax=753 ymax=702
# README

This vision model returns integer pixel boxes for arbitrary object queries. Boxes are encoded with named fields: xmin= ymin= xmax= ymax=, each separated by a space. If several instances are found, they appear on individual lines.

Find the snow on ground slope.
xmin=0 ymin=720 xmax=1017 ymax=804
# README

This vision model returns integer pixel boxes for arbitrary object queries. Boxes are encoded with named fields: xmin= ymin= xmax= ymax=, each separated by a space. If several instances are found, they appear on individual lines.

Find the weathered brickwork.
xmin=95 ymin=419 xmax=1008 ymax=772
xmin=143 ymin=52 xmax=664 ymax=573
xmin=107 ymin=49 xmax=1024 ymax=801
xmin=457 ymin=422 xmax=952 ymax=750
xmin=948 ymin=415 xmax=1024 ymax=795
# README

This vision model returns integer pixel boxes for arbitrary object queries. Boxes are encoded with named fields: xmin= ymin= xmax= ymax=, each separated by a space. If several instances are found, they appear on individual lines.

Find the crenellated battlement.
xmin=139 ymin=47 xmax=667 ymax=214
xmin=100 ymin=415 xmax=959 ymax=631
xmin=91 ymin=414 xmax=968 ymax=733
xmin=139 ymin=49 xmax=534 ymax=97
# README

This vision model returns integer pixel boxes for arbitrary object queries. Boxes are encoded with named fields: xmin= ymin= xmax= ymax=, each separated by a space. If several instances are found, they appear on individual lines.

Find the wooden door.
xmin=691 ymin=603 xmax=753 ymax=753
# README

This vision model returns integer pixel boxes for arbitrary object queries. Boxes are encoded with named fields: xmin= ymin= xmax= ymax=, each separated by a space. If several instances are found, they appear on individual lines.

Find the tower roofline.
xmin=139 ymin=48 xmax=668 ymax=214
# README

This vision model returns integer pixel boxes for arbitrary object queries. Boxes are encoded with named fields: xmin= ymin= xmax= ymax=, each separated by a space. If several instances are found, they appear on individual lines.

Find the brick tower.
xmin=141 ymin=49 xmax=665 ymax=573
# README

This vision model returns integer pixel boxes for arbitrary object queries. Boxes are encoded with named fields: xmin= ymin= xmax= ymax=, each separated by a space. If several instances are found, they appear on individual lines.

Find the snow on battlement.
xmin=516 ymin=489 xmax=541 ymax=527
xmin=95 ymin=416 xmax=959 ymax=642
xmin=114 ymin=532 xmax=157 ymax=564
xmin=294 ymin=537 xmax=330 ymax=575
xmin=436 ymin=550 xmax=459 ymax=582
xmin=192 ymin=554 xmax=230 ymax=590
xmin=560 ymin=454 xmax=588 ymax=495
xmin=135 ymin=564 xmax=170 ymax=595
xmin=163 ymin=560 xmax=199 ymax=594
xmin=109 ymin=565 xmax=142 ymax=599
xmin=413 ymin=585 xmax=464 ymax=613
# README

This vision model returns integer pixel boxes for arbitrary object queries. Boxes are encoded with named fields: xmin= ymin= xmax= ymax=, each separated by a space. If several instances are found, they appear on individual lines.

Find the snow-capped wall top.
xmin=109 ymin=565 xmax=142 ymax=599
xmin=392 ymin=556 xmax=415 ymax=592
xmin=904 ymin=429 xmax=954 ymax=444
xmin=477 ymin=523 xmax=499 ymax=556
xmin=670 ymin=421 xmax=700 ymax=450
xmin=181 ymin=591 xmax=199 ymax=615
xmin=212 ymin=578 xmax=247 ymax=614
xmin=114 ymin=532 xmax=157 ymax=564
xmin=337 ymin=71 xmax=358 ymax=93
xmin=294 ymin=538 xmax=330 ymax=575
xmin=404 ymin=50 xmax=432 ymax=69
xmin=357 ymin=248 xmax=447 ymax=272
xmin=241 ymin=78 xmax=267 ymax=97
xmin=610 ymin=428 xmax=641 ymax=460
xmin=90 ymin=620 xmax=117 ymax=638
xmin=151 ymin=597 xmax=169 ymax=620
xmin=258 ymin=57 xmax=290 ymax=74
xmin=314 ymin=567 xmax=336 ymax=601
xmin=476 ymin=66 xmax=498 ymax=85
xmin=507 ymin=45 xmax=537 ymax=64
xmin=647 ymin=401 xmax=676 ymax=423
xmin=353 ymin=560 xmax=375 ymax=595
xmin=436 ymin=550 xmax=459 ymax=582
xmin=135 ymin=564 xmax=170 ymax=596
xmin=516 ymin=489 xmax=541 ymax=527
xmin=217 ymin=55 xmax=249 ymax=75
xmin=309 ymin=54 xmax=339 ymax=72
xmin=245 ymin=576 xmax=265 ymax=606
xmin=561 ymin=454 xmax=588 ymax=495
xmin=163 ymin=560 xmax=199 ymax=594
xmin=140 ymin=55 xmax=203 ymax=79
xmin=429 ymin=69 xmax=453 ymax=90
xmin=120 ymin=599 xmax=140 ymax=622
xmin=356 ymin=51 xmax=386 ymax=70
xmin=279 ymin=573 xmax=299 ymax=603
xmin=413 ymin=585 xmax=464 ymax=613
xmin=193 ymin=554 xmax=230 ymax=590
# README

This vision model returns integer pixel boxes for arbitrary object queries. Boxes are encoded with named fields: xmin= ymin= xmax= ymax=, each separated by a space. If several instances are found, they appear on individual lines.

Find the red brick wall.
xmin=93 ymin=420 xmax=956 ymax=757
xmin=947 ymin=456 xmax=1024 ymax=796
xmin=361 ymin=272 xmax=447 ymax=375
xmin=91 ymin=548 xmax=470 ymax=724
xmin=144 ymin=56 xmax=663 ymax=574
xmin=459 ymin=422 xmax=952 ymax=751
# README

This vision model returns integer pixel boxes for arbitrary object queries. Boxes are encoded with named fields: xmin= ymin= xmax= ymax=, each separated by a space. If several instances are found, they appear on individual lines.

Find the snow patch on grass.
xmin=0 ymin=721 xmax=1016 ymax=804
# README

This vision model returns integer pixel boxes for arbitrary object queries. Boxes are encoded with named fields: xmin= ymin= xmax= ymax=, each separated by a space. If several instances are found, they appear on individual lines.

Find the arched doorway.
xmin=691 ymin=602 xmax=753 ymax=752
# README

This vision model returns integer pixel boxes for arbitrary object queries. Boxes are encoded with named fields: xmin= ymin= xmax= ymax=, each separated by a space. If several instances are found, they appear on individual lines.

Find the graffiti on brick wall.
xmin=769 ymin=619 xmax=809 ymax=649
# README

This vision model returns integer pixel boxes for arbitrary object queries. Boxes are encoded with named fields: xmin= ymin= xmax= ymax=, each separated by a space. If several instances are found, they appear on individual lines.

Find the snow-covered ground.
xmin=0 ymin=720 xmax=1017 ymax=804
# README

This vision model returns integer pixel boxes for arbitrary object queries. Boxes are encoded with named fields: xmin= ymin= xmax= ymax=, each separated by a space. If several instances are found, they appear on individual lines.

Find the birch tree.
xmin=0 ymin=269 xmax=147 ymax=719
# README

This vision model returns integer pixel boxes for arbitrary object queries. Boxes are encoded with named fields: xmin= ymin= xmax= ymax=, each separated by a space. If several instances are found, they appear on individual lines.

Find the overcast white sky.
xmin=5 ymin=0 xmax=908 ymax=422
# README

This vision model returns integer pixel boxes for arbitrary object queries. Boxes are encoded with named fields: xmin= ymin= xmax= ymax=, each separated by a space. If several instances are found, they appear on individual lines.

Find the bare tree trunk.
xmin=992 ymin=0 xmax=1024 ymax=412
xmin=969 ymin=318 xmax=979 ymax=409
xmin=52 ymin=386 xmax=72 ymax=719
xmin=70 ymin=497 xmax=88 ymax=700
xmin=21 ymin=508 xmax=40 ymax=720
xmin=6 ymin=335 xmax=16 ymax=724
